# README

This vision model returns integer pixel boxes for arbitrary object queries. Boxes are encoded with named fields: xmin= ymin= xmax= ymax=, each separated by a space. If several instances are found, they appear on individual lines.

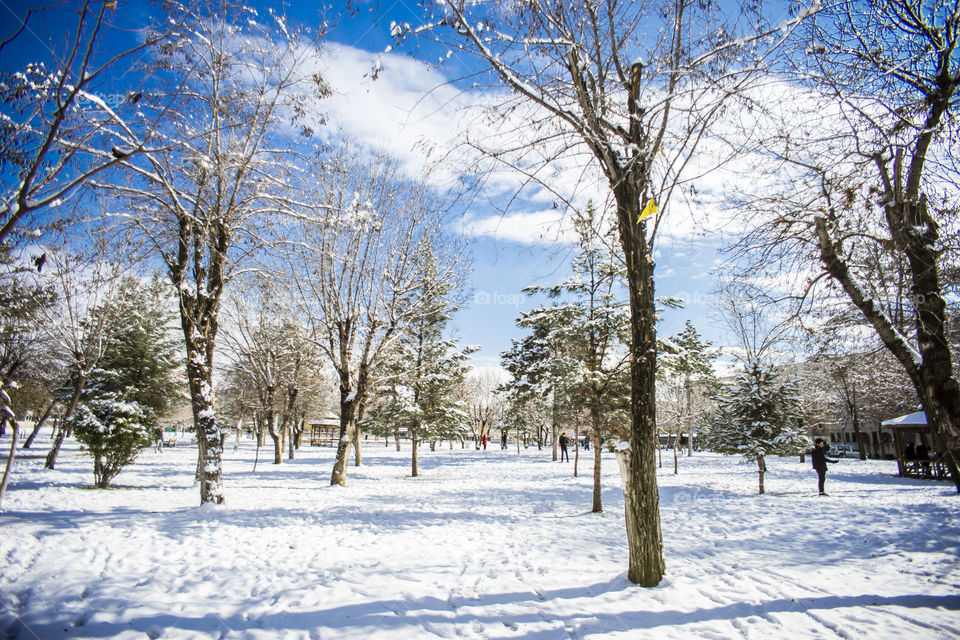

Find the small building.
xmin=880 ymin=412 xmax=952 ymax=481
xmin=825 ymin=419 xmax=897 ymax=459
xmin=309 ymin=414 xmax=341 ymax=447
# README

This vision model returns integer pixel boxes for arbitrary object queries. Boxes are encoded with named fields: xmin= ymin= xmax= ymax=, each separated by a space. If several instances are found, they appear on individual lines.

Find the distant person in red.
xmin=559 ymin=432 xmax=570 ymax=462
xmin=482 ymin=435 xmax=487 ymax=450
xmin=809 ymin=438 xmax=839 ymax=496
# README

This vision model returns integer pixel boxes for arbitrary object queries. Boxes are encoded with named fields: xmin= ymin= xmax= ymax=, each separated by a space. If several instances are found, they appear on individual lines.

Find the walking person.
xmin=559 ymin=432 xmax=570 ymax=462
xmin=501 ymin=431 xmax=508 ymax=450
xmin=809 ymin=438 xmax=838 ymax=496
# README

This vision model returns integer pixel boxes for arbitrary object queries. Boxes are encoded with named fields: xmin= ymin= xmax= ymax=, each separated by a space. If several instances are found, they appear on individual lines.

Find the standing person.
xmin=559 ymin=432 xmax=570 ymax=462
xmin=482 ymin=435 xmax=488 ymax=450
xmin=809 ymin=438 xmax=838 ymax=496
xmin=501 ymin=431 xmax=508 ymax=450
xmin=904 ymin=441 xmax=917 ymax=460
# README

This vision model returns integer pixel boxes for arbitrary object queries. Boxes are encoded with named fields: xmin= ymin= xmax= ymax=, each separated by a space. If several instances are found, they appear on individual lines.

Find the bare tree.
xmin=0 ymin=1 xmax=186 ymax=244
xmin=464 ymin=369 xmax=505 ymax=449
xmin=29 ymin=239 xmax=125 ymax=469
xmin=398 ymin=0 xmax=810 ymax=585
xmin=222 ymin=278 xmax=320 ymax=466
xmin=731 ymin=0 xmax=960 ymax=490
xmin=291 ymin=142 xmax=466 ymax=487
xmin=103 ymin=4 xmax=328 ymax=504
xmin=0 ymin=258 xmax=55 ymax=506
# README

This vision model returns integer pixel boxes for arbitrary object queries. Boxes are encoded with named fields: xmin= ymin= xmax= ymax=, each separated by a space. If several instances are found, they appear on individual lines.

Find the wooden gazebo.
xmin=881 ymin=412 xmax=951 ymax=481
xmin=309 ymin=414 xmax=341 ymax=447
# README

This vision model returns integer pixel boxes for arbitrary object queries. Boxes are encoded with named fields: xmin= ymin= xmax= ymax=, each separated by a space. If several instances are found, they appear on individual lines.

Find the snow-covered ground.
xmin=2 ymin=438 xmax=958 ymax=639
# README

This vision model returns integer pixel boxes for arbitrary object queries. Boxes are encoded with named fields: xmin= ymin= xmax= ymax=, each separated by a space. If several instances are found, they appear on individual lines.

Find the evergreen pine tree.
xmin=84 ymin=275 xmax=184 ymax=415
xmin=362 ymin=243 xmax=472 ymax=476
xmin=700 ymin=360 xmax=808 ymax=494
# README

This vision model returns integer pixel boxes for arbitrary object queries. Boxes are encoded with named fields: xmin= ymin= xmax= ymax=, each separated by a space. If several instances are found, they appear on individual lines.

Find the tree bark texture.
xmin=330 ymin=392 xmax=357 ymax=486
xmin=816 ymin=213 xmax=960 ymax=492
xmin=592 ymin=420 xmax=603 ymax=513
xmin=186 ymin=348 xmax=224 ymax=504
xmin=617 ymin=191 xmax=665 ymax=586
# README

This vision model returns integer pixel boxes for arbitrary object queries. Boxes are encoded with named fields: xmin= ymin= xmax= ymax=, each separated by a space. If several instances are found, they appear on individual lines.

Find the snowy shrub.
xmin=67 ymin=398 xmax=156 ymax=488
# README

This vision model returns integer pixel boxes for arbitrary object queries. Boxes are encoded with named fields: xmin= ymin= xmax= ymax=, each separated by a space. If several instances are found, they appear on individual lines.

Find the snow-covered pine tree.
xmin=67 ymin=397 xmax=156 ymax=489
xmin=516 ymin=201 xmax=630 ymax=511
xmin=361 ymin=243 xmax=471 ymax=476
xmin=658 ymin=320 xmax=717 ymax=472
xmin=700 ymin=360 xmax=808 ymax=494
xmin=83 ymin=275 xmax=185 ymax=416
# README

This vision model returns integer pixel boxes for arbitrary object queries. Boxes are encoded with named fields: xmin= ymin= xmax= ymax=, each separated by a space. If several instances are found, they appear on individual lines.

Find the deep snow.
xmin=2 ymin=437 xmax=959 ymax=639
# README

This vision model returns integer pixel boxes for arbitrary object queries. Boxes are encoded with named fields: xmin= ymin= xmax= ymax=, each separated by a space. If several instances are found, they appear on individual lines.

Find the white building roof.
xmin=881 ymin=411 xmax=927 ymax=427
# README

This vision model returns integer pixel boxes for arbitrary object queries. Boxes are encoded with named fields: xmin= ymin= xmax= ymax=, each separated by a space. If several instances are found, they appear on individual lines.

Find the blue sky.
xmin=0 ymin=0 xmax=737 ymax=371
xmin=307 ymin=3 xmax=737 ymax=368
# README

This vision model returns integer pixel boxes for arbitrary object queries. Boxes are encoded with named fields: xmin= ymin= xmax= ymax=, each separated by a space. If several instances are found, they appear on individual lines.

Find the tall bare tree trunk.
xmin=45 ymin=373 xmax=85 ymax=470
xmin=757 ymin=457 xmax=766 ymax=495
xmin=23 ymin=398 xmax=56 ymax=449
xmin=353 ymin=423 xmax=362 ymax=467
xmin=615 ymin=178 xmax=665 ymax=587
xmin=672 ymin=432 xmax=679 ymax=475
xmin=411 ymin=435 xmax=419 ymax=477
xmin=0 ymin=418 xmax=20 ymax=508
xmin=592 ymin=424 xmax=603 ymax=513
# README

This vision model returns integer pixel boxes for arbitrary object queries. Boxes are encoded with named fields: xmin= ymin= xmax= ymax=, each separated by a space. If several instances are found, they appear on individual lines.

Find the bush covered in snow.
xmin=66 ymin=399 xmax=156 ymax=488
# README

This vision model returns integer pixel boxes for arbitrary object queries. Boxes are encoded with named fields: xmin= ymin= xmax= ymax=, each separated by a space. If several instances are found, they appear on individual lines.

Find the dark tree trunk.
xmin=592 ymin=413 xmax=603 ymax=513
xmin=45 ymin=372 xmax=85 ymax=470
xmin=23 ymin=398 xmax=56 ymax=449
xmin=411 ymin=434 xmax=419 ymax=477
xmin=673 ymin=431 xmax=679 ymax=475
xmin=616 ymin=187 xmax=665 ymax=586
xmin=0 ymin=417 xmax=20 ymax=508
xmin=757 ymin=456 xmax=766 ymax=495
xmin=816 ymin=212 xmax=960 ymax=492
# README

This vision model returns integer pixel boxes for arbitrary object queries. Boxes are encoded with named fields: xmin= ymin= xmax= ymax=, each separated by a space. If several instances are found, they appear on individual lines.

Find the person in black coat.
xmin=809 ymin=438 xmax=839 ymax=496
xmin=559 ymin=432 xmax=570 ymax=462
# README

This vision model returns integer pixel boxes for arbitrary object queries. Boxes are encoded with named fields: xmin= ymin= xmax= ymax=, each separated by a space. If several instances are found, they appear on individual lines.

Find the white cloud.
xmin=458 ymin=208 xmax=577 ymax=245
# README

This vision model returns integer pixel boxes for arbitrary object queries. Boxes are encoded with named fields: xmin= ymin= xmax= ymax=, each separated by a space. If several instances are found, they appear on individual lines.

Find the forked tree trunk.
xmin=815 ymin=168 xmax=960 ymax=492
xmin=331 ymin=392 xmax=358 ymax=486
